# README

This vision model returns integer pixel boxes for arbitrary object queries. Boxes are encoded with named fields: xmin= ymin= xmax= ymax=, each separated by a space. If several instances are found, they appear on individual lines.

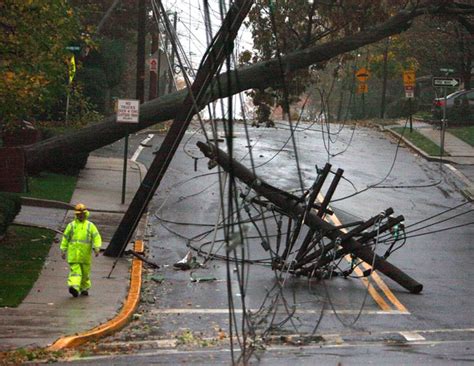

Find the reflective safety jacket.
xmin=60 ymin=211 xmax=102 ymax=264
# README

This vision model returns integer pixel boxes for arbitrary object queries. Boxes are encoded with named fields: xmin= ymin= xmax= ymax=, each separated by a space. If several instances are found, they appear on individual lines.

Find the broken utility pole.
xmin=197 ymin=141 xmax=423 ymax=294
xmin=104 ymin=0 xmax=254 ymax=257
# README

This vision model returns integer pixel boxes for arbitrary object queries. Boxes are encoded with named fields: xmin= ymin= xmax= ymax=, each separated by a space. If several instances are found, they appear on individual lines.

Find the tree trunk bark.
xmin=22 ymin=6 xmax=432 ymax=173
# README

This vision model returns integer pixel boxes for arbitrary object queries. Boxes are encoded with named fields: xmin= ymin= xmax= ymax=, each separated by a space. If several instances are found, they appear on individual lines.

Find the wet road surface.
xmin=85 ymin=121 xmax=473 ymax=364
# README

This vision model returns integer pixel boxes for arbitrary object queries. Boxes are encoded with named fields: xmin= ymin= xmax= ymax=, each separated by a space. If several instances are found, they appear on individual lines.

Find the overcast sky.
xmin=155 ymin=0 xmax=254 ymax=118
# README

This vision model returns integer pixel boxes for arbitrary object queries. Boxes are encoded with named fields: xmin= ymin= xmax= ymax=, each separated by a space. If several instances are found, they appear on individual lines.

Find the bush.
xmin=386 ymin=98 xmax=419 ymax=118
xmin=0 ymin=193 xmax=22 ymax=237
xmin=448 ymin=104 xmax=474 ymax=125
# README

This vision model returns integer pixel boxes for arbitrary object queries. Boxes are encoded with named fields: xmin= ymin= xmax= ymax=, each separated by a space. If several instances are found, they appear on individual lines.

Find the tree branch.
xmin=23 ymin=2 xmax=474 ymax=173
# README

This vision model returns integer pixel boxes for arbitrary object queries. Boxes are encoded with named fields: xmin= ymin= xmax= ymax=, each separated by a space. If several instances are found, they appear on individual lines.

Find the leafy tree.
xmin=79 ymin=38 xmax=127 ymax=113
xmin=70 ymin=0 xmax=138 ymax=40
xmin=243 ymin=0 xmax=408 ymax=124
xmin=0 ymin=1 xmax=82 ymax=129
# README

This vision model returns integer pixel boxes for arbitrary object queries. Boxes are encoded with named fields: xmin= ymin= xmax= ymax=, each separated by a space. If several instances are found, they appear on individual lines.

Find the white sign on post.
xmin=117 ymin=99 xmax=140 ymax=123
xmin=405 ymin=85 xmax=414 ymax=99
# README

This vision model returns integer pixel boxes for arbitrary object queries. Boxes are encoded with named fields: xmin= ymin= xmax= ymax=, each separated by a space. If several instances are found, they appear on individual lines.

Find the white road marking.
xmin=399 ymin=331 xmax=426 ymax=341
xmin=149 ymin=308 xmax=409 ymax=315
xmin=75 ymin=339 xmax=474 ymax=362
xmin=131 ymin=134 xmax=154 ymax=162
xmin=101 ymin=327 xmax=474 ymax=350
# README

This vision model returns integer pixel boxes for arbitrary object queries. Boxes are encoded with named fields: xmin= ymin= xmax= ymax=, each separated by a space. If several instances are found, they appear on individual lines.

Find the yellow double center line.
xmin=318 ymin=195 xmax=408 ymax=313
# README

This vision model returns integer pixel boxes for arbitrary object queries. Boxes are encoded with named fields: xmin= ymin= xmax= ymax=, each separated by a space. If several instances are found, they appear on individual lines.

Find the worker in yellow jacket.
xmin=60 ymin=203 xmax=102 ymax=297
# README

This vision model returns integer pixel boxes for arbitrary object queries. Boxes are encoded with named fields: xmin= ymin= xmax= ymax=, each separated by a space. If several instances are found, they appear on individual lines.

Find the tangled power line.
xmin=148 ymin=1 xmax=473 ymax=364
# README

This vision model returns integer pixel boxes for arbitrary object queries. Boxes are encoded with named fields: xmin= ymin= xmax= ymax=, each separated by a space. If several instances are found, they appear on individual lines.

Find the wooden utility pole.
xmin=380 ymin=39 xmax=389 ymax=118
xmin=136 ymin=0 xmax=146 ymax=104
xmin=168 ymin=11 xmax=177 ymax=94
xmin=149 ymin=32 xmax=159 ymax=100
xmin=105 ymin=0 xmax=254 ymax=258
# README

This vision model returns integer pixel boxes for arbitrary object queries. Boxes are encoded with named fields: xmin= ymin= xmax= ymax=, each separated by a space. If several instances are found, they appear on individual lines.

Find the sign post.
xmin=432 ymin=74 xmax=460 ymax=156
xmin=116 ymin=99 xmax=140 ymax=204
xmin=149 ymin=58 xmax=158 ymax=73
xmin=356 ymin=67 xmax=369 ymax=118
xmin=403 ymin=70 xmax=416 ymax=132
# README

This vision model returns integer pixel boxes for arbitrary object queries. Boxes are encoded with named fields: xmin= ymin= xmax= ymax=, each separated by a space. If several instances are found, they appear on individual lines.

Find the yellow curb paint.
xmin=47 ymin=240 xmax=144 ymax=351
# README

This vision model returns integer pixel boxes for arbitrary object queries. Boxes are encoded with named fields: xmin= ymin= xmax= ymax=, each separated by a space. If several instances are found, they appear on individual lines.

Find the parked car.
xmin=432 ymin=89 xmax=474 ymax=121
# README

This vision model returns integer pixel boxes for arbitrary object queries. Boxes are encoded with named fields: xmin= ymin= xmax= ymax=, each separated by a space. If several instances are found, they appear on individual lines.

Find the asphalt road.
xmin=85 ymin=121 xmax=473 ymax=364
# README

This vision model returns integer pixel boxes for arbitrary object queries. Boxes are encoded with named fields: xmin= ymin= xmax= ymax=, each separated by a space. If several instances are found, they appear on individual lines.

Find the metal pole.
xmin=409 ymin=98 xmax=413 ymax=132
xmin=380 ymin=39 xmax=389 ymax=119
xmin=168 ymin=11 xmax=177 ymax=94
xmin=149 ymin=32 xmax=159 ymax=100
xmin=65 ymin=90 xmax=70 ymax=123
xmin=362 ymin=92 xmax=365 ymax=118
xmin=441 ymin=86 xmax=447 ymax=156
xmin=121 ymin=130 xmax=128 ymax=204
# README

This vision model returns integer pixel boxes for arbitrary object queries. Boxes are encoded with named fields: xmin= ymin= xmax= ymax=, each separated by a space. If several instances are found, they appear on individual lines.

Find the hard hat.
xmin=74 ymin=203 xmax=87 ymax=214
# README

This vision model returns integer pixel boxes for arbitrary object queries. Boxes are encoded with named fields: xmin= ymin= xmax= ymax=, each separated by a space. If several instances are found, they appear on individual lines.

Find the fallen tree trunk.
xmin=197 ymin=141 xmax=423 ymax=294
xmin=22 ymin=3 xmax=461 ymax=173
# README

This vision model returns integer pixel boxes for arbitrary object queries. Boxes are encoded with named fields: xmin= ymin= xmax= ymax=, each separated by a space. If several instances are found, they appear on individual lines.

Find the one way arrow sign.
xmin=432 ymin=77 xmax=461 ymax=87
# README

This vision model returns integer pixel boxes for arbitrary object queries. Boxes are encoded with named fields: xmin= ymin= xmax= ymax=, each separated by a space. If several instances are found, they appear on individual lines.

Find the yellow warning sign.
xmin=357 ymin=83 xmax=368 ymax=94
xmin=356 ymin=67 xmax=370 ymax=83
xmin=403 ymin=70 xmax=416 ymax=87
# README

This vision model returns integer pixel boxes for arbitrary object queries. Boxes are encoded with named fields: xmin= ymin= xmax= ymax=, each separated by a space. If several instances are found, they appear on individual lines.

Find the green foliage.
xmin=34 ymin=85 xmax=103 ymax=125
xmin=77 ymin=67 xmax=109 ymax=112
xmin=448 ymin=104 xmax=474 ymax=125
xmin=0 ymin=226 xmax=55 ymax=307
xmin=71 ymin=0 xmax=138 ymax=41
xmin=0 ymin=193 xmax=21 ymax=237
xmin=0 ymin=1 xmax=82 ymax=128
xmin=386 ymin=98 xmax=419 ymax=119
xmin=78 ymin=37 xmax=127 ymax=113
xmin=243 ymin=0 xmax=407 ymax=124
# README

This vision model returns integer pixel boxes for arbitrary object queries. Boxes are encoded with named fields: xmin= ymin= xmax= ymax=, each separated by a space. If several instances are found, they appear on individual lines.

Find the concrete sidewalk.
xmin=0 ymin=155 xmax=146 ymax=352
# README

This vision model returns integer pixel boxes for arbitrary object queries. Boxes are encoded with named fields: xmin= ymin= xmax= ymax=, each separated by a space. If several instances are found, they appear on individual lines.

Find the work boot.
xmin=80 ymin=290 xmax=89 ymax=296
xmin=69 ymin=286 xmax=79 ymax=298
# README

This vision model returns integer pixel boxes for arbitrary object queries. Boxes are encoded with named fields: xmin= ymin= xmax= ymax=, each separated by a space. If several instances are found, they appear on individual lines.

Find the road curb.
xmin=382 ymin=127 xmax=454 ymax=163
xmin=381 ymin=126 xmax=474 ymax=201
xmin=21 ymin=197 xmax=74 ymax=210
xmin=47 ymin=239 xmax=144 ymax=351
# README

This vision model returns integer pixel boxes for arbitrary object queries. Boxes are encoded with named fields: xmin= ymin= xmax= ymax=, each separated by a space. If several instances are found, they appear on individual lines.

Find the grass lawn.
xmin=0 ymin=226 xmax=55 ymax=307
xmin=23 ymin=172 xmax=77 ymax=202
xmin=392 ymin=127 xmax=447 ymax=156
xmin=0 ymin=172 xmax=77 ymax=307
xmin=448 ymin=126 xmax=474 ymax=147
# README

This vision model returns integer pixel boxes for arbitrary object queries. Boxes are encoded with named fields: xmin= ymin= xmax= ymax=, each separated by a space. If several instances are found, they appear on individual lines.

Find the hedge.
xmin=0 ymin=192 xmax=22 ymax=237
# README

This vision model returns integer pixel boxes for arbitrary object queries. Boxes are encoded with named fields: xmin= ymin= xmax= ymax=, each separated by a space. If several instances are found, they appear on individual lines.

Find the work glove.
xmin=95 ymin=250 xmax=100 ymax=257
xmin=61 ymin=252 xmax=66 ymax=260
